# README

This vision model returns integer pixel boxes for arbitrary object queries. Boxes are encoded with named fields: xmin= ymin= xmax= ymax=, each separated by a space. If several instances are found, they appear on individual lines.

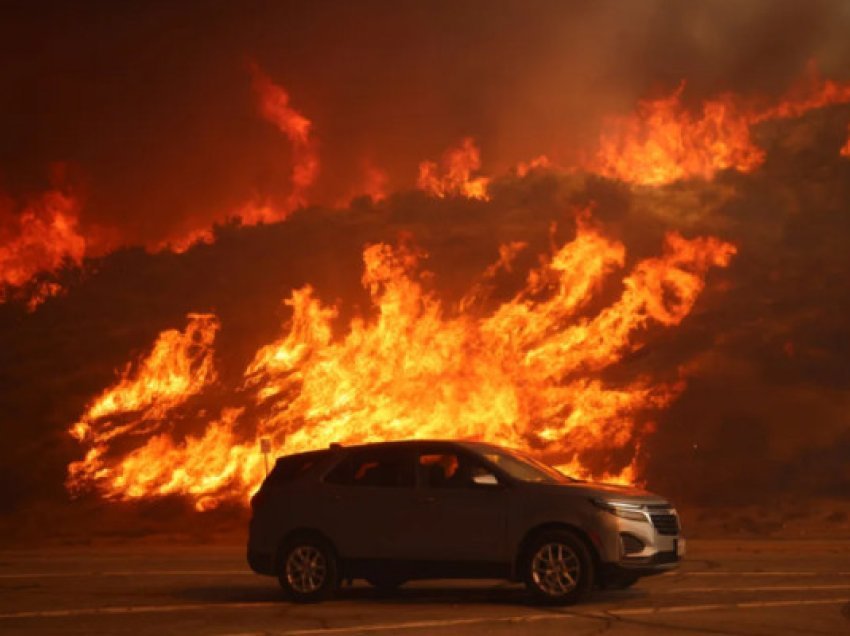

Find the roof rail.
xmin=329 ymin=442 xmax=343 ymax=450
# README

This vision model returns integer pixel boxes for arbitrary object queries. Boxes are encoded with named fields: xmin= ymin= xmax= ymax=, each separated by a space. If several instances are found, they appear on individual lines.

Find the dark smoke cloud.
xmin=3 ymin=1 xmax=850 ymax=245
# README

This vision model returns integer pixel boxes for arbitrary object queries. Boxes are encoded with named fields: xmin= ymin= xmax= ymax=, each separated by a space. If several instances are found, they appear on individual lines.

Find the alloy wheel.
xmin=530 ymin=541 xmax=581 ymax=596
xmin=285 ymin=545 xmax=327 ymax=594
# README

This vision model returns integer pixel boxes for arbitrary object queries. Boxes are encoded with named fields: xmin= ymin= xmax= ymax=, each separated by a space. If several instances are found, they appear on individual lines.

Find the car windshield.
xmin=478 ymin=447 xmax=572 ymax=484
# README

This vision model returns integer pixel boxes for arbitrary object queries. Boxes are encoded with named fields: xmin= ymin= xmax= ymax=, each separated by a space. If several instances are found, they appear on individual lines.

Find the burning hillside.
xmin=2 ymin=2 xmax=850 ymax=527
xmin=587 ymin=71 xmax=850 ymax=186
xmin=66 ymin=214 xmax=734 ymax=510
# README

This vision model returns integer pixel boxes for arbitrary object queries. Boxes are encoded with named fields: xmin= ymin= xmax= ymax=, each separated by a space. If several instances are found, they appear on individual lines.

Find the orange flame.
xmin=67 ymin=313 xmax=219 ymax=495
xmin=589 ymin=74 xmax=850 ymax=185
xmin=516 ymin=155 xmax=553 ymax=177
xmin=250 ymin=64 xmax=319 ymax=212
xmin=0 ymin=189 xmax=85 ymax=302
xmin=155 ymin=66 xmax=319 ymax=253
xmin=752 ymin=72 xmax=850 ymax=123
xmin=336 ymin=161 xmax=389 ymax=207
xmin=417 ymin=138 xmax=490 ymax=200
xmin=25 ymin=281 xmax=66 ymax=311
xmin=67 ymin=213 xmax=734 ymax=509
xmin=589 ymin=84 xmax=764 ymax=186
xmin=358 ymin=163 xmax=389 ymax=203
xmin=841 ymin=124 xmax=850 ymax=158
xmin=156 ymin=227 xmax=216 ymax=254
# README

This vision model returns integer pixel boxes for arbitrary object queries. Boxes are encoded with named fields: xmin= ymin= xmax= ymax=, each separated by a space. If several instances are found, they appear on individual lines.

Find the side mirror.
xmin=472 ymin=473 xmax=499 ymax=486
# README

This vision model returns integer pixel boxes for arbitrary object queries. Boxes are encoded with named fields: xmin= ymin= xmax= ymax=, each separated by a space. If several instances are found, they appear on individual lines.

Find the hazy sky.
xmin=4 ymin=0 xmax=850 ymax=245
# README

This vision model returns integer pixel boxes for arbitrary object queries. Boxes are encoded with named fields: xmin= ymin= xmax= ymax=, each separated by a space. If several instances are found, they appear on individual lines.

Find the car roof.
xmin=276 ymin=439 xmax=507 ymax=459
xmin=343 ymin=439 xmax=505 ymax=451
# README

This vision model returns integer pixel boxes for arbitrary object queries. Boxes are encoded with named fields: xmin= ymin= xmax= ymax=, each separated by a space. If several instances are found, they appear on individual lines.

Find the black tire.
xmin=521 ymin=529 xmax=594 ymax=605
xmin=366 ymin=576 xmax=407 ymax=593
xmin=277 ymin=535 xmax=339 ymax=603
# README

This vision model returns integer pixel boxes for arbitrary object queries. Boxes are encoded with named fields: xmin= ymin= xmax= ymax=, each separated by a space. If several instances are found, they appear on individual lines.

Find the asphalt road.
xmin=1 ymin=539 xmax=849 ymax=635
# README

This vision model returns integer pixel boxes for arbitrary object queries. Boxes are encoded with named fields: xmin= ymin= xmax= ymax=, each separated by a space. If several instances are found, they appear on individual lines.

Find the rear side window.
xmin=268 ymin=451 xmax=328 ymax=485
xmin=325 ymin=449 xmax=414 ymax=487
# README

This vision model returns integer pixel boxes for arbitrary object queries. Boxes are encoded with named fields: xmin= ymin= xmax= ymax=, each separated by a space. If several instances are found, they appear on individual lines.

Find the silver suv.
xmin=247 ymin=440 xmax=684 ymax=604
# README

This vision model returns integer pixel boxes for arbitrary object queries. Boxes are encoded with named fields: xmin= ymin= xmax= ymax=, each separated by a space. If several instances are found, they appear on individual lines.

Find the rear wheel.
xmin=522 ymin=529 xmax=594 ymax=605
xmin=277 ymin=536 xmax=339 ymax=603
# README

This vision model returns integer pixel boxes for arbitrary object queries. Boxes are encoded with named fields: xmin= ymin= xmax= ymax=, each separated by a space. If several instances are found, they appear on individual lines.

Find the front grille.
xmin=650 ymin=513 xmax=679 ymax=535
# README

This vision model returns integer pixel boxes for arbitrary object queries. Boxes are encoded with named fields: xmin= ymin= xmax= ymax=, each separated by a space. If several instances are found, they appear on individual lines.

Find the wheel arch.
xmin=275 ymin=527 xmax=339 ymax=573
xmin=513 ymin=522 xmax=602 ymax=580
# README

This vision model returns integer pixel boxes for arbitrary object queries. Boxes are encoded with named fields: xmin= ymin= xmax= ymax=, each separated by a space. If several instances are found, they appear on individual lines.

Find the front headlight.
xmin=591 ymin=498 xmax=648 ymax=522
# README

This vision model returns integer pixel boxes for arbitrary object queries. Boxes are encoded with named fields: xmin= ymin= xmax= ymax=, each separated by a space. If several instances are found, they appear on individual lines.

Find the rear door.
xmin=401 ymin=446 xmax=509 ymax=562
xmin=318 ymin=446 xmax=419 ymax=559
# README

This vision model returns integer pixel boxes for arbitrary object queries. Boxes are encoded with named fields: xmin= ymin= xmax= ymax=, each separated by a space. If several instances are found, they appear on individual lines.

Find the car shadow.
xmin=176 ymin=579 xmax=649 ymax=608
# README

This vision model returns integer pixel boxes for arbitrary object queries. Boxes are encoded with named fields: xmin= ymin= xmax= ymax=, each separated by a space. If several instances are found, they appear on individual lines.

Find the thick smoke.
xmin=3 ymin=1 xmax=850 ymax=245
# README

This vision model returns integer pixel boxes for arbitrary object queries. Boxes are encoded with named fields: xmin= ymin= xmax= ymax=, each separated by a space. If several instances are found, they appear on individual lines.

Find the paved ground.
xmin=1 ymin=539 xmax=849 ymax=635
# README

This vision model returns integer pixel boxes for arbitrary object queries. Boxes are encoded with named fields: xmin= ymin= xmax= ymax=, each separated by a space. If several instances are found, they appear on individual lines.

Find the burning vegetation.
xmin=2 ymin=3 xmax=850 ymax=523
xmin=66 ymin=214 xmax=734 ymax=509
xmin=32 ymin=64 xmax=850 ymax=512
xmin=417 ymin=138 xmax=491 ymax=200
xmin=0 ymin=189 xmax=86 ymax=307
xmin=587 ymin=72 xmax=850 ymax=186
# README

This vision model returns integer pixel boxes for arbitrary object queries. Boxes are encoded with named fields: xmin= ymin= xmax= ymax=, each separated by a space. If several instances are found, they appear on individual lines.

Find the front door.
xmin=401 ymin=447 xmax=508 ymax=563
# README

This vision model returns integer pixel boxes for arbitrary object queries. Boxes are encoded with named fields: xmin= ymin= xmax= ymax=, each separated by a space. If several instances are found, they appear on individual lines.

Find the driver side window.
xmin=417 ymin=452 xmax=499 ymax=489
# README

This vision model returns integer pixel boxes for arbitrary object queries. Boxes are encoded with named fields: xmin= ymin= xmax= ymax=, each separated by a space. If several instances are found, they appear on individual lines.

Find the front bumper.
xmin=599 ymin=506 xmax=684 ymax=574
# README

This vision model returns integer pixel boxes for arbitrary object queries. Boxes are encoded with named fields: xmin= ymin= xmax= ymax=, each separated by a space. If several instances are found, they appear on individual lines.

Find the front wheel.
xmin=522 ymin=529 xmax=594 ymax=605
xmin=278 ymin=536 xmax=339 ymax=602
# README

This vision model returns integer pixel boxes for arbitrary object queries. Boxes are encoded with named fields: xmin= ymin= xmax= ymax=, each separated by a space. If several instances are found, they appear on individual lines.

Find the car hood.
xmin=537 ymin=480 xmax=671 ymax=506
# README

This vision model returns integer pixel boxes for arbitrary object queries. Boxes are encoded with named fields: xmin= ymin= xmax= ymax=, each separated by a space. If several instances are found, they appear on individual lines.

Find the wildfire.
xmin=516 ymin=155 xmax=553 ymax=177
xmin=155 ymin=65 xmax=319 ymax=253
xmin=588 ymin=74 xmax=850 ymax=185
xmin=25 ymin=281 xmax=66 ymax=311
xmin=42 ymin=65 xmax=850 ymax=515
xmin=589 ymin=84 xmax=763 ymax=186
xmin=250 ymin=63 xmax=319 ymax=213
xmin=357 ymin=163 xmax=389 ymax=203
xmin=417 ymin=137 xmax=490 ymax=200
xmin=67 ymin=212 xmax=734 ymax=510
xmin=68 ymin=313 xmax=219 ymax=491
xmin=752 ymin=72 xmax=850 ymax=122
xmin=0 ymin=189 xmax=86 ymax=305
xmin=336 ymin=162 xmax=389 ymax=207
xmin=7 ymin=68 xmax=849 ymax=297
